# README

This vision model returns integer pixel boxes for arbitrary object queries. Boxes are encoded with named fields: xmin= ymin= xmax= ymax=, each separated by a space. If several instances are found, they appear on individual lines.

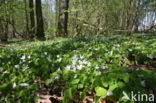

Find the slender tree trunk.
xmin=4 ymin=20 xmax=9 ymax=41
xmin=57 ymin=0 xmax=69 ymax=37
xmin=0 ymin=0 xmax=8 ymax=42
xmin=133 ymin=0 xmax=141 ymax=33
xmin=55 ymin=0 xmax=59 ymax=32
xmin=0 ymin=19 xmax=8 ymax=42
xmin=0 ymin=19 xmax=6 ymax=42
xmin=29 ymin=0 xmax=35 ymax=40
xmin=11 ymin=15 xmax=16 ymax=38
xmin=24 ymin=0 xmax=29 ymax=37
xmin=35 ymin=0 xmax=45 ymax=40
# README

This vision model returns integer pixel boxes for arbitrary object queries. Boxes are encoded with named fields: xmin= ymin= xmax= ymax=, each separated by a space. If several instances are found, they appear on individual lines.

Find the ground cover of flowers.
xmin=0 ymin=35 xmax=156 ymax=103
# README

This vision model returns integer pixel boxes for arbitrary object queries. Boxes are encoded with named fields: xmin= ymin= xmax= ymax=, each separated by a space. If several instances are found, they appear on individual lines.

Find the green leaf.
xmin=64 ymin=87 xmax=76 ymax=103
xmin=71 ymin=79 xmax=79 ymax=85
xmin=64 ymin=88 xmax=73 ymax=99
xmin=109 ymin=84 xmax=118 ymax=91
xmin=80 ymin=92 xmax=86 ymax=99
xmin=0 ymin=82 xmax=12 ymax=94
xmin=78 ymin=84 xmax=84 ymax=89
xmin=45 ymin=79 xmax=53 ymax=85
xmin=95 ymin=87 xmax=107 ymax=97
xmin=102 ymin=80 xmax=109 ymax=88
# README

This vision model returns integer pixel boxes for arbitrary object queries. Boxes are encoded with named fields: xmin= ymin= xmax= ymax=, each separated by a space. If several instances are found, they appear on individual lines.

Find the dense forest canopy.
xmin=0 ymin=0 xmax=156 ymax=41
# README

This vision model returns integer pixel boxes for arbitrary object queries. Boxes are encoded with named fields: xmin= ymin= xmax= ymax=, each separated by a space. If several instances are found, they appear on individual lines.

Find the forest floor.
xmin=0 ymin=34 xmax=156 ymax=103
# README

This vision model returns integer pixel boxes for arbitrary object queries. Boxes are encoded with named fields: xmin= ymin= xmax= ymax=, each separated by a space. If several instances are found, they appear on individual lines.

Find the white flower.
xmin=44 ymin=52 xmax=48 ymax=55
xmin=13 ymin=82 xmax=16 ymax=88
xmin=55 ymin=74 xmax=60 ymax=79
xmin=19 ymin=61 xmax=23 ymax=64
xmin=57 ymin=68 xmax=61 ymax=72
xmin=109 ymin=51 xmax=113 ymax=55
xmin=97 ymin=71 xmax=101 ymax=75
xmin=78 ymin=60 xmax=84 ymax=65
xmin=19 ymin=83 xmax=29 ymax=87
xmin=28 ymin=60 xmax=32 ymax=63
xmin=107 ymin=91 xmax=113 ymax=96
xmin=80 ymin=55 xmax=84 ymax=59
xmin=136 ymin=47 xmax=141 ymax=49
xmin=21 ymin=55 xmax=26 ymax=60
xmin=57 ymin=58 xmax=62 ymax=62
xmin=3 ymin=71 xmax=9 ymax=74
xmin=74 ymin=75 xmax=77 ymax=78
xmin=140 ymin=80 xmax=146 ymax=87
xmin=73 ymin=50 xmax=80 ymax=52
xmin=97 ymin=58 xmax=102 ymax=62
xmin=95 ymin=66 xmax=99 ymax=69
xmin=47 ymin=56 xmax=51 ymax=62
xmin=115 ymin=44 xmax=120 ymax=47
xmin=14 ymin=65 xmax=20 ymax=68
xmin=7 ymin=56 xmax=11 ymax=58
xmin=23 ymin=65 xmax=29 ymax=70
xmin=87 ymin=62 xmax=91 ymax=67
xmin=72 ymin=68 xmax=76 ymax=72
xmin=72 ymin=55 xmax=78 ymax=60
xmin=77 ymin=64 xmax=84 ymax=70
xmin=72 ymin=60 xmax=77 ymax=65
xmin=65 ymin=65 xmax=71 ymax=70
xmin=101 ymin=66 xmax=107 ymax=69
xmin=57 ymin=55 xmax=60 ymax=58
xmin=95 ymin=48 xmax=99 ymax=51
xmin=27 ymin=55 xmax=31 ymax=59
xmin=82 ymin=60 xmax=88 ymax=65
xmin=22 ymin=59 xmax=26 ymax=62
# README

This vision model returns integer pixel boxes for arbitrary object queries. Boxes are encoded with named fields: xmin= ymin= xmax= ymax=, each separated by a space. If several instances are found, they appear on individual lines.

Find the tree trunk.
xmin=0 ymin=19 xmax=6 ymax=42
xmin=24 ymin=0 xmax=29 ymax=37
xmin=11 ymin=15 xmax=16 ymax=38
xmin=57 ymin=0 xmax=69 ymax=37
xmin=35 ymin=0 xmax=45 ymax=40
xmin=0 ymin=0 xmax=8 ymax=42
xmin=55 ymin=0 xmax=59 ymax=31
xmin=29 ymin=0 xmax=35 ymax=40
xmin=0 ymin=19 xmax=8 ymax=42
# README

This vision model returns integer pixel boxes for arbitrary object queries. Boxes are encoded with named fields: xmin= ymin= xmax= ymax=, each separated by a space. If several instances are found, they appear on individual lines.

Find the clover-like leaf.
xmin=95 ymin=87 xmax=107 ymax=97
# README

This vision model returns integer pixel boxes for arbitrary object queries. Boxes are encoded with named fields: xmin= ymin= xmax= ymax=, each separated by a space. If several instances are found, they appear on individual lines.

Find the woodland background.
xmin=0 ymin=0 xmax=156 ymax=42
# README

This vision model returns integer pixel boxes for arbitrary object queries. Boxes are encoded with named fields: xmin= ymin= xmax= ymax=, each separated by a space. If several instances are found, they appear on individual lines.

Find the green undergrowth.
xmin=0 ymin=35 xmax=156 ymax=103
